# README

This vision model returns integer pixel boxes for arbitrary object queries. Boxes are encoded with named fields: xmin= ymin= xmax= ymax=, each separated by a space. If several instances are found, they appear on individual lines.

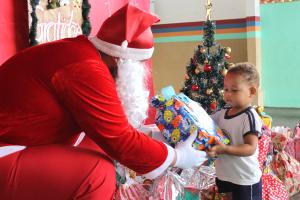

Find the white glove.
xmin=174 ymin=131 xmax=207 ymax=169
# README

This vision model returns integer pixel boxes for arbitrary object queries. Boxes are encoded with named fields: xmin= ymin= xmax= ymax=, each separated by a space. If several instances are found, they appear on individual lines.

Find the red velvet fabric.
xmin=0 ymin=144 xmax=116 ymax=199
xmin=0 ymin=36 xmax=167 ymax=198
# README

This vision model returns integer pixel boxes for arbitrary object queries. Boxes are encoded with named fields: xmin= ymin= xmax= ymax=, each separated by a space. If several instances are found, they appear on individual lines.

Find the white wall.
xmin=153 ymin=0 xmax=259 ymax=24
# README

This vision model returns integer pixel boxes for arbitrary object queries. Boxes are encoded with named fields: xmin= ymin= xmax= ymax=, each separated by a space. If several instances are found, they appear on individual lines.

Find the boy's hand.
xmin=207 ymin=139 xmax=227 ymax=158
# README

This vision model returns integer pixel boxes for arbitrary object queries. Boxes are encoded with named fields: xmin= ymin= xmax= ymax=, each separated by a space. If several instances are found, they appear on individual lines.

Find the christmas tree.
xmin=180 ymin=0 xmax=234 ymax=114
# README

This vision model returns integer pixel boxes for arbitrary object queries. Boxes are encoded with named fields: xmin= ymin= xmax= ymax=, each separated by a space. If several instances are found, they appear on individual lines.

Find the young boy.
xmin=208 ymin=62 xmax=262 ymax=200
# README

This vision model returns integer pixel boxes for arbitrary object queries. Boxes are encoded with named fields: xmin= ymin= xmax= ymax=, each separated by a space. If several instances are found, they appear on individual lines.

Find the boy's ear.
xmin=249 ymin=86 xmax=257 ymax=97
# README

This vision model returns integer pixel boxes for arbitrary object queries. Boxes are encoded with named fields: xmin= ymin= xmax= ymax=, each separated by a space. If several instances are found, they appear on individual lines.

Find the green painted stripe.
xmin=154 ymin=31 xmax=261 ymax=43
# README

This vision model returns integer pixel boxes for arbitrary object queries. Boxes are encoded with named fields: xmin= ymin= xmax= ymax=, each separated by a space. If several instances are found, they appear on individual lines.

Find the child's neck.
xmin=228 ymin=104 xmax=251 ymax=116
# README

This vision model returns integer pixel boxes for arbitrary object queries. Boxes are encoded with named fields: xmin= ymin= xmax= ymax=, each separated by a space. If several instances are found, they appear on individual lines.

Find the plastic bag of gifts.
xmin=292 ymin=123 xmax=300 ymax=162
xmin=179 ymin=165 xmax=227 ymax=200
xmin=151 ymin=86 xmax=230 ymax=150
xmin=115 ymin=163 xmax=153 ymax=200
xmin=150 ymin=168 xmax=187 ymax=200
xmin=270 ymin=126 xmax=300 ymax=197
xmin=271 ymin=126 xmax=295 ymax=159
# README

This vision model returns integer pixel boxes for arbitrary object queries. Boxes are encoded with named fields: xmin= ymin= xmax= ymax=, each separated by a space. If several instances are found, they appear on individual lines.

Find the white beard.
xmin=115 ymin=59 xmax=149 ymax=128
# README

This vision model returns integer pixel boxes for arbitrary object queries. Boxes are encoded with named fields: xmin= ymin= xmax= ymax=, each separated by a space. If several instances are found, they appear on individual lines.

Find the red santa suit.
xmin=0 ymin=5 xmax=175 ymax=199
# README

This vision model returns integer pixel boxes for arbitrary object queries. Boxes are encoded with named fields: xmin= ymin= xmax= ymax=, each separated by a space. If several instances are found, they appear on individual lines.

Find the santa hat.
xmin=89 ymin=3 xmax=160 ymax=61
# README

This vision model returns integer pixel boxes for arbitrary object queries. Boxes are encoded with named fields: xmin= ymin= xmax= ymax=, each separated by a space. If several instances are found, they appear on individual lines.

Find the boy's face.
xmin=223 ymin=73 xmax=256 ymax=109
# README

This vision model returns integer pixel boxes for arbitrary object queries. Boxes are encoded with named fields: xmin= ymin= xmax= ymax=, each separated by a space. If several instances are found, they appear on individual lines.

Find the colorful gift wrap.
xmin=151 ymin=89 xmax=230 ymax=150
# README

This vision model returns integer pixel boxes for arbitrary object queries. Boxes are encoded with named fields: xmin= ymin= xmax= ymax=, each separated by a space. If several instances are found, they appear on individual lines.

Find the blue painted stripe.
xmin=152 ymin=26 xmax=202 ymax=33
xmin=152 ymin=22 xmax=260 ymax=33
xmin=154 ymin=31 xmax=261 ymax=43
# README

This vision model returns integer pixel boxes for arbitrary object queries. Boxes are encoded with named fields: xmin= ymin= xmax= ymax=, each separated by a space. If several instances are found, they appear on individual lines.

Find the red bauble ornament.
xmin=204 ymin=64 xmax=212 ymax=72
xmin=210 ymin=101 xmax=217 ymax=110
xmin=191 ymin=85 xmax=199 ymax=91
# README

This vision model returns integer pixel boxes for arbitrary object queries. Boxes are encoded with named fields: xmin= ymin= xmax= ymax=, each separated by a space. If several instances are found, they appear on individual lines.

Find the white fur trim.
xmin=142 ymin=143 xmax=175 ymax=179
xmin=73 ymin=132 xmax=86 ymax=147
xmin=89 ymin=36 xmax=154 ymax=61
xmin=0 ymin=145 xmax=26 ymax=158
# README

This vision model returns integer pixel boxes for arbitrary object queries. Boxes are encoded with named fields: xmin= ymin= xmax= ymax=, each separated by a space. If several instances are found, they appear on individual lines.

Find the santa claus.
xmin=0 ymin=3 xmax=206 ymax=199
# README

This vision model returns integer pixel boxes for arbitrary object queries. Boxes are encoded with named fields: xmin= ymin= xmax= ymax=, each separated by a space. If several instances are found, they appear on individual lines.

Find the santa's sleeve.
xmin=51 ymin=60 xmax=174 ymax=178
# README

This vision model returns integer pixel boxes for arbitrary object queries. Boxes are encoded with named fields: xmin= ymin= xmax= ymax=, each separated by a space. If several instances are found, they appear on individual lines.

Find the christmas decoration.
xmin=180 ymin=0 xmax=232 ymax=114
xmin=28 ymin=0 xmax=91 ymax=46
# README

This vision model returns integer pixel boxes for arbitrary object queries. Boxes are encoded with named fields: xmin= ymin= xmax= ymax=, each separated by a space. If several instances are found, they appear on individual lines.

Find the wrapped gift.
xmin=258 ymin=133 xmax=270 ymax=170
xmin=262 ymin=174 xmax=289 ymax=200
xmin=294 ymin=138 xmax=300 ymax=162
xmin=270 ymin=129 xmax=300 ymax=197
xmin=151 ymin=86 xmax=230 ymax=150
xmin=294 ymin=123 xmax=300 ymax=138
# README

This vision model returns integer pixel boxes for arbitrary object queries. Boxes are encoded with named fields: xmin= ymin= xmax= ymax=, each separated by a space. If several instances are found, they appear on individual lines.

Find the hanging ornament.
xmin=220 ymin=68 xmax=228 ymax=76
xmin=191 ymin=92 xmax=200 ymax=99
xmin=192 ymin=85 xmax=199 ymax=91
xmin=195 ymin=68 xmax=200 ymax=74
xmin=219 ymin=89 xmax=224 ymax=96
xmin=228 ymin=63 xmax=235 ymax=68
xmin=204 ymin=64 xmax=212 ymax=72
xmin=210 ymin=101 xmax=217 ymax=111
xmin=190 ymin=58 xmax=195 ymax=65
xmin=195 ymin=65 xmax=203 ymax=74
xmin=185 ymin=74 xmax=190 ymax=80
xmin=206 ymin=88 xmax=213 ymax=95
xmin=73 ymin=0 xmax=81 ymax=8
xmin=200 ymin=47 xmax=206 ymax=53
xmin=225 ymin=47 xmax=232 ymax=54
xmin=204 ymin=59 xmax=209 ymax=64
xmin=225 ymin=54 xmax=231 ymax=60
xmin=211 ymin=76 xmax=218 ymax=84
xmin=47 ymin=0 xmax=60 ymax=9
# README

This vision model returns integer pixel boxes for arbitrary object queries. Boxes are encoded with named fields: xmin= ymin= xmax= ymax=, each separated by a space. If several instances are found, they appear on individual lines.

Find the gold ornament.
xmin=206 ymin=88 xmax=213 ymax=95
xmin=128 ymin=169 xmax=137 ymax=179
xmin=228 ymin=63 xmax=235 ymax=68
xmin=219 ymin=89 xmax=224 ymax=96
xmin=225 ymin=47 xmax=231 ymax=54
xmin=185 ymin=74 xmax=190 ymax=80
xmin=195 ymin=65 xmax=203 ymax=74
xmin=200 ymin=48 xmax=206 ymax=53
xmin=220 ymin=69 xmax=228 ymax=76
xmin=205 ymin=0 xmax=213 ymax=20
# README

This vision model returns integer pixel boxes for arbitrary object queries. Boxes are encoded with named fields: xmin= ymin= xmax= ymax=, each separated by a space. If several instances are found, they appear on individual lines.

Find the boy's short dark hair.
xmin=228 ymin=62 xmax=260 ymax=87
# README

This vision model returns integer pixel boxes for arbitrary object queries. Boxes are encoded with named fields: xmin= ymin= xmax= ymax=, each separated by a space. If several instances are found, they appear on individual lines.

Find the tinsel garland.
xmin=29 ymin=0 xmax=39 ymax=46
xmin=81 ymin=0 xmax=91 ymax=36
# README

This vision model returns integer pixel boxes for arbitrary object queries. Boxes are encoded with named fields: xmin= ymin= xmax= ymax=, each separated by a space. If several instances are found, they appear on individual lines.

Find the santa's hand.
xmin=174 ymin=131 xmax=207 ymax=169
